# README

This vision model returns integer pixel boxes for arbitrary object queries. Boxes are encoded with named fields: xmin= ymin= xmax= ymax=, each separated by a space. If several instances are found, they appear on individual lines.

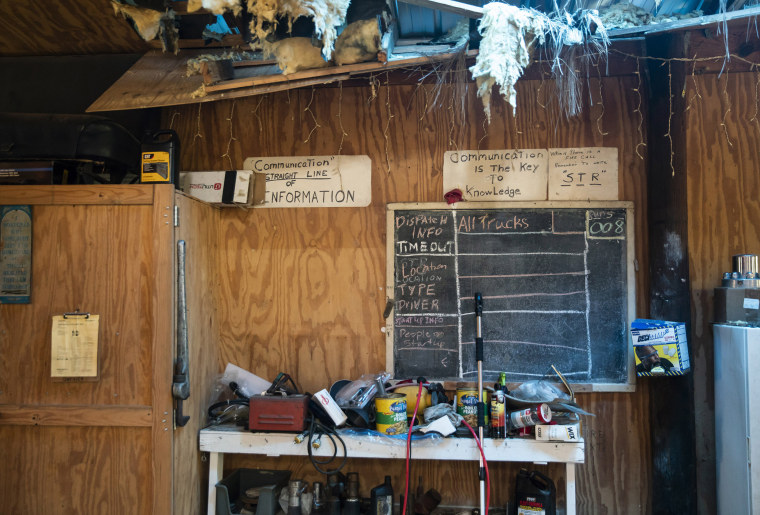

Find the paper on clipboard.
xmin=50 ymin=314 xmax=100 ymax=379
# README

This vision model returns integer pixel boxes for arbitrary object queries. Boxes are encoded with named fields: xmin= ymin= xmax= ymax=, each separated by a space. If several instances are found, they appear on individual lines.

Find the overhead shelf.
xmin=86 ymin=45 xmax=472 ymax=112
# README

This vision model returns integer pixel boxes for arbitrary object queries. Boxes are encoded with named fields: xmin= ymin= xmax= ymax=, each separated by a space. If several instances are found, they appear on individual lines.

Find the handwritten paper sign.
xmin=51 ymin=314 xmax=100 ymax=380
xmin=443 ymin=149 xmax=548 ymax=201
xmin=548 ymin=147 xmax=618 ymax=200
xmin=243 ymin=155 xmax=371 ymax=208
xmin=0 ymin=205 xmax=32 ymax=303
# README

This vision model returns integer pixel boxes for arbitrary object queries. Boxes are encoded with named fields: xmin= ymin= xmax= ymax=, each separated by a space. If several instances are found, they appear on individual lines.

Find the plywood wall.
xmin=685 ymin=70 xmax=760 ymax=514
xmin=174 ymin=192 xmax=224 ymax=515
xmin=166 ymin=72 xmax=651 ymax=512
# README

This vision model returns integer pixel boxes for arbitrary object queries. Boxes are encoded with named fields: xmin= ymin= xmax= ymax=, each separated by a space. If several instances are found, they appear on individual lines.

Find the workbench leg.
xmin=207 ymin=451 xmax=223 ymax=515
xmin=566 ymin=463 xmax=576 ymax=515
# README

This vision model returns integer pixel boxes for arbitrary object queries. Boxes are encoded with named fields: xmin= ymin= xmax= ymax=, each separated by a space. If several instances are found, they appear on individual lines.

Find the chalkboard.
xmin=386 ymin=202 xmax=635 ymax=391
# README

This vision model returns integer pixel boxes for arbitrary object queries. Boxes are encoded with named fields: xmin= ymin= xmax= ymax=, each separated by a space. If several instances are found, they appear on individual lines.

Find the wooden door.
xmin=0 ymin=185 xmax=175 ymax=514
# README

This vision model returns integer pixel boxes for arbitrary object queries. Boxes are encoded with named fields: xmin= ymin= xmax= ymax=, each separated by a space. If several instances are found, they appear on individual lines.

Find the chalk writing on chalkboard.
xmin=386 ymin=202 xmax=635 ymax=391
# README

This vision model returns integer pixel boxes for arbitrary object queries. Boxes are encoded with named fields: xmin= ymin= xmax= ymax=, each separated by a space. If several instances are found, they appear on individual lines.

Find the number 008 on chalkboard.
xmin=386 ymin=203 xmax=635 ymax=391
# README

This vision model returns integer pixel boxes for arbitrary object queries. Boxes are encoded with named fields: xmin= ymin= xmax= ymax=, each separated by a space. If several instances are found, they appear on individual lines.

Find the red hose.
xmin=402 ymin=382 xmax=424 ymax=515
xmin=401 ymin=384 xmax=491 ymax=515
xmin=462 ymin=418 xmax=491 ymax=515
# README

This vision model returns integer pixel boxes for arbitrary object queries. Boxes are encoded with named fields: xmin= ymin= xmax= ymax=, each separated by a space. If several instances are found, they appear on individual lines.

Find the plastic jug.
xmin=514 ymin=468 xmax=556 ymax=515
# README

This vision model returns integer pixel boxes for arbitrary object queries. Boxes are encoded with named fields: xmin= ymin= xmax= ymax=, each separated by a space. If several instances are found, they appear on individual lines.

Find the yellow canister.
xmin=374 ymin=393 xmax=408 ymax=435
xmin=394 ymin=385 xmax=431 ymax=417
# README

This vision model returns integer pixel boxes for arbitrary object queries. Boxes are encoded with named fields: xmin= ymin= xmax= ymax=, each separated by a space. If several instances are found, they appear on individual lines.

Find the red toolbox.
xmin=249 ymin=394 xmax=309 ymax=432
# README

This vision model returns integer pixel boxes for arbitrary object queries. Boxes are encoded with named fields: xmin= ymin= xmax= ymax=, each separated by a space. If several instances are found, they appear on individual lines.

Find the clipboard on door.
xmin=50 ymin=311 xmax=100 ymax=382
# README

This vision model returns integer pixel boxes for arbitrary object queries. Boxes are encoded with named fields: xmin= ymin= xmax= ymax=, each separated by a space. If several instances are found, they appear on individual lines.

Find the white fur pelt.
xmin=469 ymin=3 xmax=546 ymax=122
xmin=247 ymin=0 xmax=351 ymax=60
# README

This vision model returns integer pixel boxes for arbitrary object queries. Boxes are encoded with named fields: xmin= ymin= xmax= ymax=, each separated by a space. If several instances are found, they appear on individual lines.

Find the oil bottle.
xmin=370 ymin=476 xmax=393 ymax=515
xmin=514 ymin=468 xmax=556 ymax=515
xmin=140 ymin=129 xmax=180 ymax=187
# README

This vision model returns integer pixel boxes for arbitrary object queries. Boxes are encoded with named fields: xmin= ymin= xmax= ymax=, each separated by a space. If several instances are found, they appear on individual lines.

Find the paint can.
xmin=374 ymin=393 xmax=407 ymax=435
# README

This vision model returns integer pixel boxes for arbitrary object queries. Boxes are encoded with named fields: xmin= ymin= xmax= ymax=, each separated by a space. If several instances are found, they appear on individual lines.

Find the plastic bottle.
xmin=514 ymin=469 xmax=556 ymax=515
xmin=370 ymin=476 xmax=393 ymax=515
xmin=140 ymin=129 xmax=180 ymax=187
xmin=490 ymin=389 xmax=506 ymax=438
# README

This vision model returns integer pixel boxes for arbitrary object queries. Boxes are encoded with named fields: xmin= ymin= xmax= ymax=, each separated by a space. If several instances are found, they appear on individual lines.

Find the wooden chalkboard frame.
xmin=386 ymin=201 xmax=636 ymax=392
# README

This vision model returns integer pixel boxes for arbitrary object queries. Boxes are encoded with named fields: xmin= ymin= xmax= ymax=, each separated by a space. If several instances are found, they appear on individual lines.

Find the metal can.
xmin=456 ymin=387 xmax=489 ymax=428
xmin=374 ymin=393 xmax=408 ymax=435
xmin=507 ymin=403 xmax=552 ymax=430
xmin=456 ymin=387 xmax=478 ymax=427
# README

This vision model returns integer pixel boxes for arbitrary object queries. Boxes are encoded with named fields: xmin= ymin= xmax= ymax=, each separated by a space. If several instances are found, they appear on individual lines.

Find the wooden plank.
xmin=203 ymin=52 xmax=464 ymax=93
xmin=0 ymin=185 xmax=154 ymax=205
xmin=0 ymin=426 xmax=152 ymax=514
xmin=200 ymin=74 xmax=352 ymax=101
xmin=398 ymin=0 xmax=484 ymax=18
xmin=0 ymin=0 xmax=150 ymax=57
xmin=0 ymin=404 xmax=152 ymax=427
xmin=645 ymin=32 xmax=698 ymax=515
xmin=148 ymin=34 xmax=246 ymax=50
xmin=686 ymin=28 xmax=760 ymax=74
xmin=150 ymin=184 xmax=175 ymax=515
xmin=172 ymin=192 xmax=222 ymax=515
xmin=200 ymin=426 xmax=585 ymax=462
xmin=232 ymin=58 xmax=279 ymax=67
xmin=87 ymin=49 xmax=205 ymax=113
xmin=685 ymin=71 xmax=760 ymax=514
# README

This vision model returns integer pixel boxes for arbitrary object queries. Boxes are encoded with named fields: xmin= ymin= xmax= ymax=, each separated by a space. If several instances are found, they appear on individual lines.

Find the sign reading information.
xmin=443 ymin=149 xmax=549 ymax=201
xmin=243 ymin=155 xmax=371 ymax=208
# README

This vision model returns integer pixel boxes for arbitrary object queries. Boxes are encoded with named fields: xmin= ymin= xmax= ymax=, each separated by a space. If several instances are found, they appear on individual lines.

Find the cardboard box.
xmin=0 ymin=161 xmax=54 ymax=185
xmin=180 ymin=170 xmax=265 ymax=206
xmin=535 ymin=423 xmax=581 ymax=442
xmin=714 ymin=287 xmax=760 ymax=326
xmin=630 ymin=319 xmax=691 ymax=377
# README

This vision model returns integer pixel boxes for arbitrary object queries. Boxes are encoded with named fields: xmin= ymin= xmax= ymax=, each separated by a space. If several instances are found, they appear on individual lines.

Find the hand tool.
xmin=172 ymin=240 xmax=190 ymax=427
xmin=474 ymin=293 xmax=486 ymax=515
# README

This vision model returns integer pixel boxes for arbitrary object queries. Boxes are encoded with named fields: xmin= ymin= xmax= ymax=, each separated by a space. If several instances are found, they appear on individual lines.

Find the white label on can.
xmin=744 ymin=298 xmax=759 ymax=310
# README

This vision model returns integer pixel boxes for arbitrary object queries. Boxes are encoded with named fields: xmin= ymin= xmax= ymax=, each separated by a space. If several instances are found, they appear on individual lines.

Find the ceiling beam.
xmin=397 ymin=0 xmax=483 ymax=18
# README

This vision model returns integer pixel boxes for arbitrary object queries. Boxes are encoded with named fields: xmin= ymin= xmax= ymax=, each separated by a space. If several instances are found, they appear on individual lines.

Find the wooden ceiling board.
xmin=0 ymin=0 xmax=150 ymax=56
xmin=87 ymin=49 xmax=212 ymax=112
xmin=86 ymin=48 xmax=476 ymax=112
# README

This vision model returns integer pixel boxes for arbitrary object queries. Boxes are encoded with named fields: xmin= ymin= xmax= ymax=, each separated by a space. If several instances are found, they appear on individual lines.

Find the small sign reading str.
xmin=548 ymin=147 xmax=618 ymax=200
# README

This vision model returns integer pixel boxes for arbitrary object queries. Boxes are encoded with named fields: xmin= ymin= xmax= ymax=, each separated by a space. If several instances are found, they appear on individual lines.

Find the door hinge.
xmin=174 ymin=205 xmax=179 ymax=227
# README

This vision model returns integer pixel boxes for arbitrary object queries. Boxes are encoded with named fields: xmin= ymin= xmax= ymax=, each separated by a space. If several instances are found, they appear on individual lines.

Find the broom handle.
xmin=475 ymin=293 xmax=486 ymax=515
